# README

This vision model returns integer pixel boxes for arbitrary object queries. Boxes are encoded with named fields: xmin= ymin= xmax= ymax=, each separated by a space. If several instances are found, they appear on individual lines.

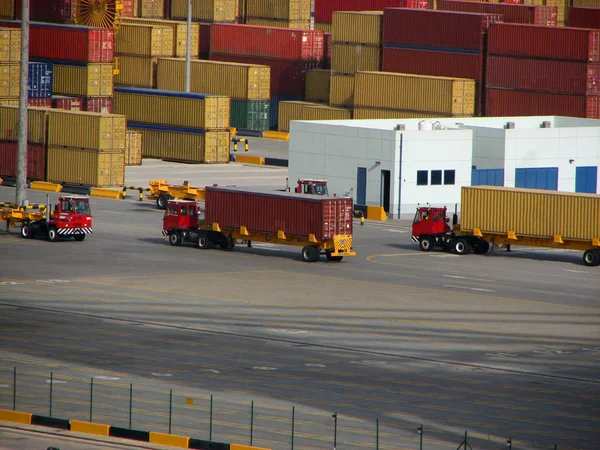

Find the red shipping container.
xmin=199 ymin=22 xmax=211 ymax=59
xmin=15 ymin=0 xmax=74 ymax=23
xmin=485 ymin=88 xmax=600 ymax=119
xmin=568 ymin=7 xmax=600 ymax=29
xmin=315 ymin=0 xmax=428 ymax=24
xmin=486 ymin=55 xmax=600 ymax=96
xmin=0 ymin=21 xmax=114 ymax=63
xmin=210 ymin=24 xmax=324 ymax=61
xmin=27 ymin=98 xmax=53 ymax=107
xmin=0 ymin=141 xmax=47 ymax=181
xmin=84 ymin=97 xmax=114 ymax=114
xmin=487 ymin=23 xmax=600 ymax=62
xmin=383 ymin=9 xmax=503 ymax=51
xmin=204 ymin=187 xmax=354 ymax=241
xmin=122 ymin=0 xmax=135 ymax=17
xmin=210 ymin=53 xmax=321 ymax=96
xmin=53 ymin=96 xmax=84 ymax=111
xmin=436 ymin=0 xmax=556 ymax=26
xmin=324 ymin=32 xmax=332 ymax=70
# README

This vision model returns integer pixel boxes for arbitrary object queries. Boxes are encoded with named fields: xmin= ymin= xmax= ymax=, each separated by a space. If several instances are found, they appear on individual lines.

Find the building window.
xmin=444 ymin=170 xmax=456 ymax=185
xmin=431 ymin=170 xmax=442 ymax=185
xmin=417 ymin=170 xmax=428 ymax=186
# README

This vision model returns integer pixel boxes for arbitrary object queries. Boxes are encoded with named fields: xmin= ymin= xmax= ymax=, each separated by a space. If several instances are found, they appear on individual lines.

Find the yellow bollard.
xmin=360 ymin=216 xmax=365 ymax=226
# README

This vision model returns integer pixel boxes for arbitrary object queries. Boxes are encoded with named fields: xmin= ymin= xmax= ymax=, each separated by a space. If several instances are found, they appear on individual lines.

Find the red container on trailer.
xmin=0 ymin=141 xmax=47 ymax=181
xmin=204 ymin=186 xmax=354 ymax=241
xmin=487 ymin=23 xmax=600 ymax=62
xmin=84 ymin=97 xmax=114 ymax=114
xmin=27 ymin=98 xmax=53 ymax=107
xmin=210 ymin=24 xmax=324 ymax=61
xmin=210 ymin=53 xmax=321 ymax=96
xmin=315 ymin=0 xmax=428 ymax=24
xmin=436 ymin=0 xmax=556 ymax=26
xmin=383 ymin=9 xmax=503 ymax=51
xmin=568 ymin=7 xmax=600 ymax=29
xmin=52 ymin=96 xmax=84 ymax=111
xmin=199 ymin=22 xmax=211 ymax=59
xmin=486 ymin=55 xmax=600 ymax=96
xmin=485 ymin=88 xmax=600 ymax=118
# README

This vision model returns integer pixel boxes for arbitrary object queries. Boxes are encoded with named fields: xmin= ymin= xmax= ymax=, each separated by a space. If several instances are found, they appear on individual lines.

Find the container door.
xmin=381 ymin=170 xmax=390 ymax=213
xmin=357 ymin=167 xmax=367 ymax=206
xmin=515 ymin=167 xmax=558 ymax=190
xmin=575 ymin=166 xmax=598 ymax=194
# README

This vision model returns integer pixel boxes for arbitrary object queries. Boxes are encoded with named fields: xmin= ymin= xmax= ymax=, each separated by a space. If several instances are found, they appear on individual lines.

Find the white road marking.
xmin=443 ymin=284 xmax=496 ymax=293
xmin=387 ymin=229 xmax=408 ymax=233
xmin=533 ymin=350 xmax=572 ymax=355
xmin=199 ymin=369 xmax=220 ymax=374
xmin=151 ymin=373 xmax=172 ymax=377
xmin=305 ymin=364 xmax=326 ymax=368
xmin=562 ymin=269 xmax=589 ymax=274
xmin=36 ymin=279 xmax=70 ymax=284
xmin=349 ymin=361 xmax=386 ymax=365
xmin=272 ymin=329 xmax=308 ymax=334
xmin=430 ymin=254 xmax=460 ymax=258
xmin=0 ymin=384 xmax=9 ymax=388
xmin=252 ymin=367 xmax=277 ymax=371
xmin=94 ymin=376 xmax=120 ymax=380
xmin=443 ymin=274 xmax=493 ymax=283
xmin=46 ymin=380 xmax=67 ymax=384
xmin=485 ymin=353 xmax=518 ymax=358
xmin=0 ymin=282 xmax=23 ymax=285
xmin=582 ymin=347 xmax=600 ymax=352
xmin=248 ymin=243 xmax=282 ymax=251
xmin=102 ymin=210 xmax=123 ymax=214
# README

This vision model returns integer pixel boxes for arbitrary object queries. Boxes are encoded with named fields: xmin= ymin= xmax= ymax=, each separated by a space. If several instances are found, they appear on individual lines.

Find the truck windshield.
xmin=314 ymin=184 xmax=328 ymax=196
xmin=73 ymin=200 xmax=90 ymax=214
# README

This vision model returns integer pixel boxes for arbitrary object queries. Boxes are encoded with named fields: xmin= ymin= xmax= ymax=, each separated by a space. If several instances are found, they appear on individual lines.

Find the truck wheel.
xmin=21 ymin=223 xmax=33 ymax=239
xmin=198 ymin=235 xmax=210 ymax=249
xmin=73 ymin=234 xmax=86 ymax=242
xmin=302 ymin=245 xmax=320 ymax=262
xmin=169 ymin=232 xmax=182 ymax=246
xmin=454 ymin=238 xmax=471 ymax=255
xmin=419 ymin=237 xmax=435 ymax=252
xmin=156 ymin=194 xmax=170 ymax=210
xmin=583 ymin=249 xmax=600 ymax=267
xmin=473 ymin=240 xmax=490 ymax=254
xmin=326 ymin=252 xmax=343 ymax=262
xmin=47 ymin=227 xmax=59 ymax=242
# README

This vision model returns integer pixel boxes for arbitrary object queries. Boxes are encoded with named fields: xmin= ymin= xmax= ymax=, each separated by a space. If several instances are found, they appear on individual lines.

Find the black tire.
xmin=419 ymin=237 xmax=435 ymax=252
xmin=156 ymin=194 xmax=170 ymax=210
xmin=219 ymin=237 xmax=235 ymax=250
xmin=326 ymin=252 xmax=343 ymax=262
xmin=198 ymin=235 xmax=210 ymax=249
xmin=473 ymin=240 xmax=490 ymax=254
xmin=454 ymin=238 xmax=471 ymax=255
xmin=73 ymin=234 xmax=86 ymax=242
xmin=21 ymin=223 xmax=33 ymax=239
xmin=583 ymin=249 xmax=600 ymax=267
xmin=169 ymin=232 xmax=181 ymax=246
xmin=302 ymin=245 xmax=320 ymax=262
xmin=47 ymin=227 xmax=59 ymax=242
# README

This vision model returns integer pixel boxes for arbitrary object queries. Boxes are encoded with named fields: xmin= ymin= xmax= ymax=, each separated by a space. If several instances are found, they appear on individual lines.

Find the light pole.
xmin=417 ymin=425 xmax=423 ymax=450
xmin=507 ymin=438 xmax=512 ymax=450
xmin=185 ymin=0 xmax=191 ymax=92
xmin=332 ymin=412 xmax=337 ymax=450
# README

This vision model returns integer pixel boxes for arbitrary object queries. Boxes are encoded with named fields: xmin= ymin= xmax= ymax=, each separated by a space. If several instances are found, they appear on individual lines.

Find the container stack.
xmin=121 ymin=17 xmax=200 ymax=58
xmin=209 ymin=23 xmax=322 ymax=130
xmin=0 ymin=26 xmax=21 ymax=105
xmin=170 ymin=0 xmax=237 ymax=23
xmin=305 ymin=69 xmax=331 ymax=103
xmin=382 ymin=8 xmax=503 ymax=116
xmin=568 ymin=6 xmax=600 ymax=28
xmin=244 ymin=0 xmax=312 ymax=29
xmin=125 ymin=130 xmax=143 ymax=166
xmin=520 ymin=0 xmax=569 ymax=26
xmin=115 ymin=86 xmax=231 ymax=163
xmin=137 ymin=0 xmax=165 ymax=18
xmin=436 ymin=0 xmax=557 ymax=26
xmin=277 ymin=101 xmax=352 ymax=132
xmin=485 ymin=24 xmax=600 ymax=118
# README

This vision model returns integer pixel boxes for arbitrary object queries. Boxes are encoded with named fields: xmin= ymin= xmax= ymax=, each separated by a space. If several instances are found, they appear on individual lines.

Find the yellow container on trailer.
xmin=0 ymin=106 xmax=49 ymax=145
xmin=329 ymin=74 xmax=355 ymax=107
xmin=331 ymin=43 xmax=381 ymax=75
xmin=332 ymin=11 xmax=383 ymax=46
xmin=52 ymin=63 xmax=114 ymax=98
xmin=170 ymin=0 xmax=237 ymax=22
xmin=121 ymin=18 xmax=200 ymax=57
xmin=47 ymin=147 xmax=125 ymax=188
xmin=116 ymin=24 xmax=174 ymax=57
xmin=305 ymin=69 xmax=331 ymax=103
xmin=0 ymin=27 xmax=21 ymax=62
xmin=114 ymin=55 xmax=158 ymax=88
xmin=47 ymin=110 xmax=127 ymax=150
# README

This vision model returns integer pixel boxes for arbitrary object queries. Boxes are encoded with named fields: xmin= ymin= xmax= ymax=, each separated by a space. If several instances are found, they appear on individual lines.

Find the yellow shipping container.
xmin=544 ymin=0 xmax=568 ymax=24
xmin=52 ymin=63 xmax=114 ymax=98
xmin=121 ymin=18 xmax=200 ymax=57
xmin=315 ymin=22 xmax=332 ymax=33
xmin=329 ymin=74 xmax=355 ymax=107
xmin=0 ymin=106 xmax=48 ymax=145
xmin=138 ymin=0 xmax=164 ymax=18
xmin=0 ymin=98 xmax=18 ymax=106
xmin=47 ymin=147 xmax=125 ymax=188
xmin=303 ymin=105 xmax=352 ymax=122
xmin=305 ymin=69 xmax=330 ymax=103
xmin=0 ymin=28 xmax=21 ymax=63
xmin=156 ymin=58 xmax=270 ymax=100
xmin=170 ymin=0 xmax=237 ymax=22
xmin=114 ymin=55 xmax=157 ymax=88
xmin=573 ymin=0 xmax=600 ymax=6
xmin=47 ymin=110 xmax=127 ymax=150
xmin=277 ymin=101 xmax=322 ymax=132
xmin=460 ymin=186 xmax=600 ymax=242
xmin=331 ymin=44 xmax=381 ymax=75
xmin=116 ymin=24 xmax=174 ymax=57
xmin=114 ymin=90 xmax=230 ymax=129
xmin=332 ymin=11 xmax=383 ymax=46
xmin=0 ymin=63 xmax=19 ymax=97
xmin=125 ymin=130 xmax=143 ymax=166
xmin=0 ymin=1 xmax=15 ymax=19
xmin=130 ymin=127 xmax=230 ymax=163
xmin=353 ymin=107 xmax=440 ymax=120
xmin=246 ymin=0 xmax=311 ymax=21
xmin=245 ymin=17 xmax=310 ymax=28
xmin=354 ymin=71 xmax=476 ymax=116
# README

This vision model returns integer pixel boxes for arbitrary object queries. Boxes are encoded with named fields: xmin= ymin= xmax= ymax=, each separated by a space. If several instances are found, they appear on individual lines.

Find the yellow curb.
xmin=30 ymin=181 xmax=62 ymax=192
xmin=235 ymin=154 xmax=264 ymax=165
xmin=90 ymin=188 xmax=122 ymax=199
xmin=263 ymin=131 xmax=289 ymax=141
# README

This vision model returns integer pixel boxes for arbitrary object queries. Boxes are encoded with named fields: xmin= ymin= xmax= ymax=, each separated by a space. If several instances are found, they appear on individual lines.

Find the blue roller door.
xmin=515 ymin=167 xmax=558 ymax=191
xmin=575 ymin=166 xmax=598 ymax=194
xmin=357 ymin=167 xmax=367 ymax=206
xmin=471 ymin=169 xmax=504 ymax=186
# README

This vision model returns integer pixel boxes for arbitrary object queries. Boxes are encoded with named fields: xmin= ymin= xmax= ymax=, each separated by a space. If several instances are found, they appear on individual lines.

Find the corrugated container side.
xmin=246 ymin=0 xmax=311 ymax=21
xmin=52 ymin=63 xmax=114 ymax=98
xmin=204 ymin=187 xmax=354 ymax=240
xmin=331 ymin=44 xmax=381 ymax=75
xmin=53 ymin=96 xmax=84 ymax=111
xmin=0 ymin=141 xmax=46 ymax=180
xmin=210 ymin=24 xmax=324 ymax=61
xmin=0 ymin=27 xmax=21 ymax=62
xmin=354 ymin=71 xmax=475 ymax=115
xmin=84 ymin=97 xmax=114 ymax=114
xmin=269 ymin=93 xmax=302 ymax=129
xmin=138 ymin=0 xmax=164 ymax=18
xmin=0 ymin=1 xmax=16 ymax=19
xmin=245 ymin=18 xmax=310 ymax=28
xmin=278 ymin=101 xmax=320 ymax=132
xmin=171 ymin=0 xmax=236 ymax=22
xmin=485 ymin=88 xmax=600 ymax=119
xmin=47 ymin=146 xmax=125 ymax=187
xmin=199 ymin=22 xmax=211 ymax=58
xmin=305 ymin=69 xmax=330 ymax=103
xmin=116 ymin=24 xmax=174 ymax=57
xmin=230 ymin=99 xmax=270 ymax=131
xmin=332 ymin=11 xmax=383 ymax=46
xmin=543 ymin=0 xmax=567 ymax=24
xmin=568 ymin=7 xmax=600 ymax=29
xmin=47 ymin=110 xmax=127 ymax=150
xmin=114 ymin=89 xmax=230 ymax=129
xmin=436 ymin=0 xmax=557 ymax=25
xmin=302 ymin=105 xmax=352 ymax=121
xmin=353 ymin=106 xmax=440 ymax=119
xmin=487 ymin=23 xmax=600 ymax=62
xmin=315 ymin=22 xmax=332 ymax=33
xmin=0 ymin=62 xmax=19 ymax=97
xmin=28 ymin=62 xmax=53 ymax=99
xmin=486 ymin=56 xmax=600 ymax=96
xmin=0 ymin=106 xmax=48 ymax=145
xmin=316 ymin=0 xmax=428 ymax=23
xmin=460 ymin=186 xmax=600 ymax=241
xmin=329 ymin=74 xmax=355 ymax=106
xmin=121 ymin=18 xmax=200 ymax=57
xmin=123 ymin=0 xmax=136 ymax=16
xmin=26 ymin=98 xmax=53 ymax=107
xmin=156 ymin=58 xmax=270 ymax=100
xmin=125 ymin=130 xmax=143 ymax=166
xmin=114 ymin=55 xmax=157 ymax=88
xmin=324 ymin=32 xmax=332 ymax=69
xmin=573 ymin=0 xmax=600 ymax=6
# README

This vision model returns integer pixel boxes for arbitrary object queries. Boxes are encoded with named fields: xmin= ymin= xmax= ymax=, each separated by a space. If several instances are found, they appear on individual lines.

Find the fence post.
xmin=332 ymin=412 xmax=338 ymax=450
xmin=129 ymin=383 xmax=133 ymax=429
xmin=49 ymin=372 xmax=53 ymax=417
xmin=291 ymin=406 xmax=295 ymax=450
xmin=12 ymin=366 xmax=16 ymax=411
xmin=209 ymin=394 xmax=213 ymax=441
xmin=376 ymin=417 xmax=379 ymax=450
xmin=418 ymin=425 xmax=423 ymax=450
xmin=89 ymin=377 xmax=94 ymax=422
xmin=250 ymin=400 xmax=254 ymax=445
xmin=169 ymin=389 xmax=173 ymax=434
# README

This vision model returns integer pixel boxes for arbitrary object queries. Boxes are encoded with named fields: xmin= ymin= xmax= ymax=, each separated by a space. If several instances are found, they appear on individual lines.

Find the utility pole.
xmin=185 ymin=0 xmax=191 ymax=93
xmin=16 ymin=0 xmax=30 ymax=205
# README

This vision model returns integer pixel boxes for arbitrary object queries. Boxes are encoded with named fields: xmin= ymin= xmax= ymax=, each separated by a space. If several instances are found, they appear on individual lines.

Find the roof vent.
xmin=541 ymin=121 xmax=552 ymax=128
xmin=505 ymin=122 xmax=515 ymax=129
xmin=394 ymin=124 xmax=405 ymax=130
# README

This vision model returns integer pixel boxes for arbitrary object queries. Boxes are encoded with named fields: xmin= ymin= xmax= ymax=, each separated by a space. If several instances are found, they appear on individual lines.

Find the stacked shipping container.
xmin=244 ymin=0 xmax=312 ymax=29
xmin=277 ymin=100 xmax=351 ymax=132
xmin=170 ymin=0 xmax=237 ymax=23
xmin=436 ymin=0 xmax=557 ymax=26
xmin=568 ymin=7 xmax=600 ymax=28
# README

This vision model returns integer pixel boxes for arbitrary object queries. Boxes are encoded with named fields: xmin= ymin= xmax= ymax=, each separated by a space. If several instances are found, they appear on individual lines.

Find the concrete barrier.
xmin=90 ymin=188 xmax=122 ymax=200
xmin=70 ymin=419 xmax=110 ymax=436
xmin=367 ymin=205 xmax=387 ymax=221
xmin=109 ymin=426 xmax=150 ymax=442
xmin=31 ymin=414 xmax=70 ymax=429
xmin=0 ymin=409 xmax=32 ymax=425
xmin=149 ymin=431 xmax=190 ymax=448
xmin=189 ymin=438 xmax=230 ymax=449
xmin=263 ymin=131 xmax=289 ymax=141
xmin=235 ymin=155 xmax=264 ymax=165
xmin=230 ymin=444 xmax=272 ymax=450
xmin=30 ymin=181 xmax=62 ymax=192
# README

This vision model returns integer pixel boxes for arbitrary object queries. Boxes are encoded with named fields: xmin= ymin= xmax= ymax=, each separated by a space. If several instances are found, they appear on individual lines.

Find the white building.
xmin=288 ymin=116 xmax=600 ymax=219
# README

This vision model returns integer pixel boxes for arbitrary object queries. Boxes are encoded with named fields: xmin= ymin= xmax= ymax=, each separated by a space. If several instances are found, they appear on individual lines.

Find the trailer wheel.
xmin=47 ymin=227 xmax=59 ymax=242
xmin=169 ymin=232 xmax=182 ymax=246
xmin=73 ymin=234 xmax=86 ymax=242
xmin=326 ymin=252 xmax=343 ymax=262
xmin=473 ymin=240 xmax=490 ymax=254
xmin=583 ymin=249 xmax=600 ymax=267
xmin=21 ymin=223 xmax=33 ymax=239
xmin=157 ymin=194 xmax=170 ymax=210
xmin=419 ymin=237 xmax=435 ymax=252
xmin=198 ymin=235 xmax=210 ymax=249
xmin=302 ymin=245 xmax=320 ymax=262
xmin=454 ymin=238 xmax=471 ymax=255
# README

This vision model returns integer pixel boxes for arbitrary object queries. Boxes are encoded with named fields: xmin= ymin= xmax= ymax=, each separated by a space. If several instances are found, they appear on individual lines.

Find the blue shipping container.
xmin=28 ymin=62 xmax=53 ymax=99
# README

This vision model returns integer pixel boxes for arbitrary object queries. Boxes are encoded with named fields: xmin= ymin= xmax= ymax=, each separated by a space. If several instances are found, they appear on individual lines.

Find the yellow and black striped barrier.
xmin=121 ymin=185 xmax=152 ymax=201
xmin=232 ymin=137 xmax=249 ymax=152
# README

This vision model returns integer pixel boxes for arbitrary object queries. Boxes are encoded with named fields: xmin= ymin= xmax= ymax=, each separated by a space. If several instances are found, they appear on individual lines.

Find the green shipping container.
xmin=230 ymin=100 xmax=270 ymax=131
